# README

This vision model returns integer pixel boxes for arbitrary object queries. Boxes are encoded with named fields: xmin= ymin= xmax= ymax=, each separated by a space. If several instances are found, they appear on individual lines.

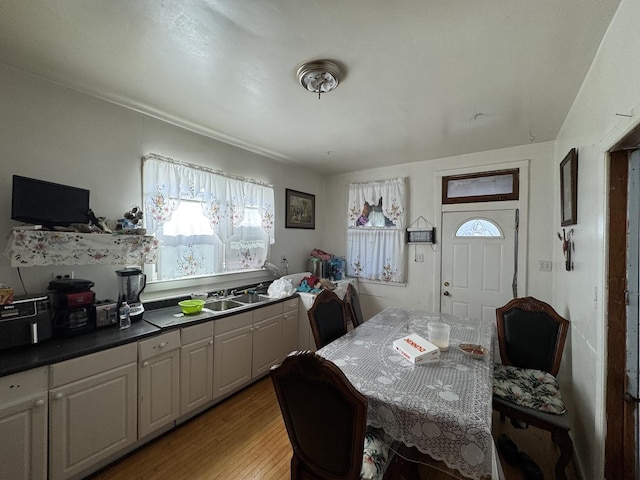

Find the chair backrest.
xmin=496 ymin=296 xmax=570 ymax=376
xmin=307 ymin=289 xmax=348 ymax=349
xmin=271 ymin=351 xmax=367 ymax=480
xmin=344 ymin=283 xmax=365 ymax=327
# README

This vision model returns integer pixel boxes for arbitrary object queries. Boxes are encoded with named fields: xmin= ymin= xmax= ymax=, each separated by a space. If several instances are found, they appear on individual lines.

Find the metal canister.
xmin=307 ymin=257 xmax=323 ymax=278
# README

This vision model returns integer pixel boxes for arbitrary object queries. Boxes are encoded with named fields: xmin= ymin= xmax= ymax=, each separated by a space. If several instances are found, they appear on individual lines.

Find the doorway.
xmin=441 ymin=209 xmax=517 ymax=322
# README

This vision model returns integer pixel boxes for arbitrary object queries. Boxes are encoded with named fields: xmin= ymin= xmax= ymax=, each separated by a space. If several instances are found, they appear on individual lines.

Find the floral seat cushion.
xmin=361 ymin=428 xmax=391 ymax=480
xmin=493 ymin=364 xmax=566 ymax=414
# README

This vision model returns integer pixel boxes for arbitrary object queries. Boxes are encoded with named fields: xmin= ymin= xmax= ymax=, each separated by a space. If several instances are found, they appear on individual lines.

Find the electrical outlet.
xmin=51 ymin=271 xmax=74 ymax=280
xmin=538 ymin=261 xmax=552 ymax=272
xmin=415 ymin=253 xmax=424 ymax=263
xmin=281 ymin=255 xmax=287 ymax=263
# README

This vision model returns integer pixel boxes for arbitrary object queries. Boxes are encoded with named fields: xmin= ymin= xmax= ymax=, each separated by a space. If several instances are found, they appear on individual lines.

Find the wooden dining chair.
xmin=270 ymin=351 xmax=399 ymax=480
xmin=344 ymin=283 xmax=365 ymax=328
xmin=307 ymin=289 xmax=348 ymax=349
xmin=493 ymin=296 xmax=574 ymax=480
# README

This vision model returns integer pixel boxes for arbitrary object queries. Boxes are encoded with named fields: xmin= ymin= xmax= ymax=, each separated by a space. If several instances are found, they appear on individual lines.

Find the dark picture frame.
xmin=285 ymin=189 xmax=315 ymax=229
xmin=560 ymin=148 xmax=578 ymax=226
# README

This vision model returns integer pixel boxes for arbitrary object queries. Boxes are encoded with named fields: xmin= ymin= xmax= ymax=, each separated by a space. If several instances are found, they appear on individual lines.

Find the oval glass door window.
xmin=455 ymin=218 xmax=502 ymax=238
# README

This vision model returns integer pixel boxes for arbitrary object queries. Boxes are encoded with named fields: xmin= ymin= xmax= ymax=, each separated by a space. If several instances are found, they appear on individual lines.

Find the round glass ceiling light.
xmin=297 ymin=60 xmax=342 ymax=97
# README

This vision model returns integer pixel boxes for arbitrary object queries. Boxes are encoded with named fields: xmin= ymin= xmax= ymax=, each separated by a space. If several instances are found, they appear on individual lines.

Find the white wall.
xmin=0 ymin=63 xmax=324 ymax=301
xmin=323 ymin=141 xmax=557 ymax=320
xmin=553 ymin=0 xmax=640 ymax=478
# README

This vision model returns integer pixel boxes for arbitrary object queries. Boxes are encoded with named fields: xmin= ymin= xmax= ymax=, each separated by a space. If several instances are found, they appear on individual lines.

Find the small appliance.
xmin=0 ymin=294 xmax=52 ymax=350
xmin=115 ymin=268 xmax=146 ymax=322
xmin=93 ymin=299 xmax=118 ymax=328
xmin=48 ymin=278 xmax=96 ymax=336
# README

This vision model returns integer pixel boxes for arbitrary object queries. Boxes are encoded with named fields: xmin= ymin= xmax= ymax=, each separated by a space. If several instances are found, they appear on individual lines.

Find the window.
xmin=142 ymin=154 xmax=275 ymax=282
xmin=455 ymin=219 xmax=502 ymax=238
xmin=346 ymin=178 xmax=407 ymax=283
xmin=442 ymin=169 xmax=519 ymax=204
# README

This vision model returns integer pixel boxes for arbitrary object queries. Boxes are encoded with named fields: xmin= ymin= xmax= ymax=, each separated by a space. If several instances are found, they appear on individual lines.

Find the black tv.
xmin=11 ymin=175 xmax=90 ymax=227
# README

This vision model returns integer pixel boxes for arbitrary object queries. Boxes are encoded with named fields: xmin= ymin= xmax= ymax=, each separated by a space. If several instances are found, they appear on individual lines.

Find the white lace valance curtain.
xmin=142 ymin=154 xmax=275 ymax=244
xmin=346 ymin=178 xmax=407 ymax=283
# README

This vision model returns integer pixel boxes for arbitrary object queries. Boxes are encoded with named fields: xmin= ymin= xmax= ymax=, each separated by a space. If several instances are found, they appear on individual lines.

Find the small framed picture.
xmin=285 ymin=189 xmax=315 ymax=229
xmin=560 ymin=148 xmax=578 ymax=226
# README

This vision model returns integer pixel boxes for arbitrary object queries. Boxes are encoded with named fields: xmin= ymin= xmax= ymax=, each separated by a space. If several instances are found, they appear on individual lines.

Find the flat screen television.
xmin=11 ymin=175 xmax=90 ymax=227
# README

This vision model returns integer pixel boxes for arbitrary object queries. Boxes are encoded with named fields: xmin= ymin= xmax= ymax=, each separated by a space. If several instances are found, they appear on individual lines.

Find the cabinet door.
xmin=252 ymin=315 xmax=282 ymax=378
xmin=282 ymin=308 xmax=299 ymax=359
xmin=49 ymin=363 xmax=137 ymax=480
xmin=0 ymin=394 xmax=47 ymax=480
xmin=180 ymin=337 xmax=214 ymax=416
xmin=138 ymin=347 xmax=180 ymax=439
xmin=213 ymin=325 xmax=252 ymax=399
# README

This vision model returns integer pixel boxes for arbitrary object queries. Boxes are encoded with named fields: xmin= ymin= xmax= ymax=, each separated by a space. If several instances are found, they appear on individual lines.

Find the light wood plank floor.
xmin=90 ymin=377 xmax=578 ymax=480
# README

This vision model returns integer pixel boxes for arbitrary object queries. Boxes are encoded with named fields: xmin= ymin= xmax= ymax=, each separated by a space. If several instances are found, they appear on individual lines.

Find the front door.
xmin=441 ymin=209 xmax=517 ymax=322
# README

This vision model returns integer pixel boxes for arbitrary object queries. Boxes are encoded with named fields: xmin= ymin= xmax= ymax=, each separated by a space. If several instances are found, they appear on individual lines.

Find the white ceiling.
xmin=0 ymin=0 xmax=622 ymax=176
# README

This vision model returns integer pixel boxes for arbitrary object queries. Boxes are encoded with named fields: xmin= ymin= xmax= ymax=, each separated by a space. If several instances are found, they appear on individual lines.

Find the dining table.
xmin=316 ymin=306 xmax=501 ymax=480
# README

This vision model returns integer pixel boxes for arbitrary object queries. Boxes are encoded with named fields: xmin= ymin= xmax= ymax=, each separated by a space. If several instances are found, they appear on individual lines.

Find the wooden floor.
xmin=90 ymin=377 xmax=578 ymax=480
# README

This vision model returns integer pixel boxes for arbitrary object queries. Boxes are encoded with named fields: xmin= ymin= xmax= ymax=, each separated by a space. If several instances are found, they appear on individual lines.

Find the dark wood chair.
xmin=494 ymin=296 xmax=573 ymax=480
xmin=344 ymin=283 xmax=365 ymax=328
xmin=307 ymin=289 xmax=348 ymax=349
xmin=270 ymin=351 xmax=399 ymax=480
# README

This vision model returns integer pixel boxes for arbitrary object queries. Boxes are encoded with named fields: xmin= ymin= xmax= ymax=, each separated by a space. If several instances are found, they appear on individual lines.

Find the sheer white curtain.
xmin=142 ymin=153 xmax=275 ymax=281
xmin=346 ymin=178 xmax=407 ymax=283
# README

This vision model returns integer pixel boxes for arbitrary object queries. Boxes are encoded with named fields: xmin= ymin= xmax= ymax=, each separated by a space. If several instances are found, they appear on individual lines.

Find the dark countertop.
xmin=0 ymin=320 xmax=160 ymax=377
xmin=0 ymin=294 xmax=298 ymax=378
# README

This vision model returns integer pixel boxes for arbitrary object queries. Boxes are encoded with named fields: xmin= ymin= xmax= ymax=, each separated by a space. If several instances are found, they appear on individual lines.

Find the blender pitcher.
xmin=115 ymin=268 xmax=146 ymax=322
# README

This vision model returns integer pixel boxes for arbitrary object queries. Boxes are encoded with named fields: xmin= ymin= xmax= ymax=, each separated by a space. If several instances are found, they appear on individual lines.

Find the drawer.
xmin=181 ymin=321 xmax=214 ymax=345
xmin=213 ymin=311 xmax=252 ymax=336
xmin=51 ymin=343 xmax=137 ymax=388
xmin=0 ymin=366 xmax=48 ymax=405
xmin=253 ymin=302 xmax=282 ymax=323
xmin=283 ymin=297 xmax=298 ymax=312
xmin=138 ymin=330 xmax=181 ymax=361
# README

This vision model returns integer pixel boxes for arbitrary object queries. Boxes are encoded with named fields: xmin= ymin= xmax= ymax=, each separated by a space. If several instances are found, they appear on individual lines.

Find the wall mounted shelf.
xmin=5 ymin=230 xmax=159 ymax=267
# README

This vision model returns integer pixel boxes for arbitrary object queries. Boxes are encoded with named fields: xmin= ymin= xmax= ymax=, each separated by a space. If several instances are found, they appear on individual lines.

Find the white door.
xmin=441 ymin=209 xmax=517 ymax=322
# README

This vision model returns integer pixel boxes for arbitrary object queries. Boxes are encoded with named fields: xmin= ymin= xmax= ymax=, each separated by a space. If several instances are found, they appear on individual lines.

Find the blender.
xmin=115 ymin=268 xmax=146 ymax=322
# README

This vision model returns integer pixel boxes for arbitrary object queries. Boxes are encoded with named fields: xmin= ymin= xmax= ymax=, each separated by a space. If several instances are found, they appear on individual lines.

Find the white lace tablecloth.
xmin=6 ymin=230 xmax=159 ymax=266
xmin=317 ymin=307 xmax=496 ymax=480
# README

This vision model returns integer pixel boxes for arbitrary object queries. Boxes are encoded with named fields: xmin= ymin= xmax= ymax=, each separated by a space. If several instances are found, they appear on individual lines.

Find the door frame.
xmin=434 ymin=159 xmax=530 ymax=312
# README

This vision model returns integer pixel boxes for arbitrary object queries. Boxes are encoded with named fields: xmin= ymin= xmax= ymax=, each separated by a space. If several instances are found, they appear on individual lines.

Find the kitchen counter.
xmin=0 ymin=293 xmax=298 ymax=377
xmin=0 ymin=320 xmax=160 ymax=377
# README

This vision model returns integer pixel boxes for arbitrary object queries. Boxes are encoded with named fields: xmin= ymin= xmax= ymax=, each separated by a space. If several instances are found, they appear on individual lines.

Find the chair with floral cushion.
xmin=270 ymin=351 xmax=400 ymax=480
xmin=493 ymin=296 xmax=573 ymax=480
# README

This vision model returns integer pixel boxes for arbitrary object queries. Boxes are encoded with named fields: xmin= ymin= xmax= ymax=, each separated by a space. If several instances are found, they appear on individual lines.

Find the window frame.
xmin=442 ymin=169 xmax=519 ymax=204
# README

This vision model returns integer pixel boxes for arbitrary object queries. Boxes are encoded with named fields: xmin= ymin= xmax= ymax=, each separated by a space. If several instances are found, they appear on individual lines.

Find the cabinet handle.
xmin=159 ymin=342 xmax=167 ymax=348
xmin=142 ymin=361 xmax=149 ymax=367
xmin=54 ymin=393 xmax=63 ymax=400
xmin=35 ymin=399 xmax=45 ymax=407
xmin=209 ymin=340 xmax=213 ymax=345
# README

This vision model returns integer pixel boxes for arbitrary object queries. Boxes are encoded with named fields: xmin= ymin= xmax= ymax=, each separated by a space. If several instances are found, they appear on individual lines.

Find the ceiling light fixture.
xmin=297 ymin=60 xmax=342 ymax=99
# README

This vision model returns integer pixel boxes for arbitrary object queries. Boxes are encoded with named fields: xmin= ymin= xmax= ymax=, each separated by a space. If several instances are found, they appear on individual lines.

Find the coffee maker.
xmin=48 ymin=278 xmax=96 ymax=336
xmin=115 ymin=268 xmax=146 ymax=322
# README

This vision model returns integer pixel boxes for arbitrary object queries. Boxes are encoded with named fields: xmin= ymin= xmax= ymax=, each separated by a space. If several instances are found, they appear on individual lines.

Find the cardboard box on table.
xmin=393 ymin=334 xmax=440 ymax=365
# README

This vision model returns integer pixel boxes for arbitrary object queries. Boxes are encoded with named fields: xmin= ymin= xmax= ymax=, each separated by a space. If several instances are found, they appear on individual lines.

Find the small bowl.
xmin=178 ymin=299 xmax=205 ymax=315
xmin=458 ymin=343 xmax=489 ymax=359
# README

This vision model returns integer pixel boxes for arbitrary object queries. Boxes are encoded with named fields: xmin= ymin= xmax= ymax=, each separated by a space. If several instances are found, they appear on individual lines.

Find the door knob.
xmin=443 ymin=291 xmax=450 ymax=296
xmin=443 ymin=281 xmax=450 ymax=287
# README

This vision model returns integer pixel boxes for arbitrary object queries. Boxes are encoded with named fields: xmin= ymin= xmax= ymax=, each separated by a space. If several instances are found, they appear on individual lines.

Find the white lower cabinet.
xmin=252 ymin=302 xmax=283 ymax=378
xmin=138 ymin=330 xmax=180 ymax=438
xmin=0 ymin=366 xmax=48 ymax=480
xmin=180 ymin=322 xmax=214 ymax=416
xmin=213 ymin=311 xmax=253 ymax=399
xmin=49 ymin=343 xmax=137 ymax=480
xmin=281 ymin=297 xmax=299 ymax=358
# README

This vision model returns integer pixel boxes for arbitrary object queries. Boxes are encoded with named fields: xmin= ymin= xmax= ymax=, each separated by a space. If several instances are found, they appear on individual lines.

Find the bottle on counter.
xmin=119 ymin=301 xmax=131 ymax=330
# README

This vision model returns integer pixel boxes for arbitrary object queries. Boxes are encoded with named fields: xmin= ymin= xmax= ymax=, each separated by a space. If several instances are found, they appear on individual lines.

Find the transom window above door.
xmin=442 ymin=169 xmax=519 ymax=204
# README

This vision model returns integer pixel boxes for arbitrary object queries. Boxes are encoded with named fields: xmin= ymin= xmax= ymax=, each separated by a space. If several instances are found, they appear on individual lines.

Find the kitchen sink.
xmin=207 ymin=299 xmax=245 ymax=311
xmin=233 ymin=293 xmax=270 ymax=304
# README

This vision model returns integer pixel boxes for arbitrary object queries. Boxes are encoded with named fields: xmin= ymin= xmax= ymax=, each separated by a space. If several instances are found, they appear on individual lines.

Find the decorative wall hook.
xmin=557 ymin=228 xmax=574 ymax=271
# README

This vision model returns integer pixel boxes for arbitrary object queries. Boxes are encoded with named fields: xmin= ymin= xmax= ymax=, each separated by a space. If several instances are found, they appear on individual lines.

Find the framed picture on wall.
xmin=560 ymin=148 xmax=578 ymax=226
xmin=285 ymin=189 xmax=315 ymax=229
